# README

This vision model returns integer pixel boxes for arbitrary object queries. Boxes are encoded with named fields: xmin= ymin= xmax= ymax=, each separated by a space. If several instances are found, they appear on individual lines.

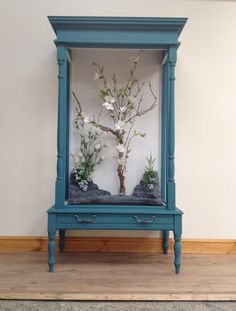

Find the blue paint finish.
xmin=166 ymin=47 xmax=177 ymax=210
xmin=161 ymin=60 xmax=167 ymax=202
xmin=163 ymin=230 xmax=169 ymax=254
xmin=174 ymin=214 xmax=182 ymax=273
xmin=56 ymin=29 xmax=178 ymax=48
xmin=48 ymin=16 xmax=187 ymax=48
xmin=59 ymin=229 xmax=65 ymax=253
xmin=47 ymin=16 xmax=187 ymax=273
xmin=48 ymin=206 xmax=183 ymax=215
xmin=48 ymin=214 xmax=56 ymax=272
xmin=55 ymin=46 xmax=67 ymax=208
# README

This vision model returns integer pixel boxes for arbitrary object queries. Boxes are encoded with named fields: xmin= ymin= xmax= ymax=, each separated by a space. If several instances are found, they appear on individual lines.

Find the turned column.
xmin=167 ymin=47 xmax=177 ymax=210
xmin=55 ymin=46 xmax=68 ymax=208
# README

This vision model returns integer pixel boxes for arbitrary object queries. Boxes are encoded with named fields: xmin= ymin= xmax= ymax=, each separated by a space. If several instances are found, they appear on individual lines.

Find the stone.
xmin=133 ymin=171 xmax=161 ymax=199
xmin=68 ymin=171 xmax=162 ymax=206
xmin=68 ymin=173 xmax=111 ymax=203
xmin=68 ymin=195 xmax=162 ymax=205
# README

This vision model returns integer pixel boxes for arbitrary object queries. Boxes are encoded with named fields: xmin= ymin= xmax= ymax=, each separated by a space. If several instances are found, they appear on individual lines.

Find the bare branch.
xmin=134 ymin=81 xmax=145 ymax=98
xmin=124 ymin=120 xmax=136 ymax=146
xmin=90 ymin=120 xmax=120 ymax=138
xmin=125 ymin=82 xmax=158 ymax=124
xmin=148 ymin=81 xmax=158 ymax=101
xmin=72 ymin=91 xmax=82 ymax=114
xmin=120 ymin=61 xmax=138 ymax=107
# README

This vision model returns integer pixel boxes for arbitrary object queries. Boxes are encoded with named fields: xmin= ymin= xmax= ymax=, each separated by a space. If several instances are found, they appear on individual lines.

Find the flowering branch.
xmin=87 ymin=53 xmax=158 ymax=195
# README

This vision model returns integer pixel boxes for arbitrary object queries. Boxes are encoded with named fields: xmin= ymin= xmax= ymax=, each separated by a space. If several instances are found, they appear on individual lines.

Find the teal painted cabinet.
xmin=47 ymin=16 xmax=187 ymax=273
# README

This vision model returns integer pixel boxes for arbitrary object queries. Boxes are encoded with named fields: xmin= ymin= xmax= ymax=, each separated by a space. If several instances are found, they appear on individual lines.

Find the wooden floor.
xmin=0 ymin=252 xmax=235 ymax=301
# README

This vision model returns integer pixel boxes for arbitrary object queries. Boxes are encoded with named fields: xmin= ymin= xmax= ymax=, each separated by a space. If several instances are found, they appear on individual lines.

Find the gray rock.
xmin=68 ymin=194 xmax=163 ymax=206
xmin=68 ymin=171 xmax=162 ymax=205
xmin=133 ymin=171 xmax=161 ymax=199
xmin=68 ymin=173 xmax=111 ymax=202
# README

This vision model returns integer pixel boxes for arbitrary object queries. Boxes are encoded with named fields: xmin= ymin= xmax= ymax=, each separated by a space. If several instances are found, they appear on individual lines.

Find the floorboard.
xmin=0 ymin=252 xmax=235 ymax=301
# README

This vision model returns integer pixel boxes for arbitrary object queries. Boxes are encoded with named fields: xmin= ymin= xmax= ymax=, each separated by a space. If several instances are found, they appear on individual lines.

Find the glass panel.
xmin=68 ymin=48 xmax=162 ymax=205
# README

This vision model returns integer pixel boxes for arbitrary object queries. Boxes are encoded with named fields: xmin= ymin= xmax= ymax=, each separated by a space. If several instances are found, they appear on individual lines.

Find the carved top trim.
xmin=49 ymin=16 xmax=187 ymax=33
xmin=48 ymin=16 xmax=187 ymax=48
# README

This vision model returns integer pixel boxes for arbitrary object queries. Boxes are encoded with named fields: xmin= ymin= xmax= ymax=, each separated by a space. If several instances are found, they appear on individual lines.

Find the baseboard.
xmin=0 ymin=236 xmax=235 ymax=254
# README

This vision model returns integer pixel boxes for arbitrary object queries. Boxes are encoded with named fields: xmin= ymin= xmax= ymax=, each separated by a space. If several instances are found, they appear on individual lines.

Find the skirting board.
xmin=0 ymin=237 xmax=235 ymax=254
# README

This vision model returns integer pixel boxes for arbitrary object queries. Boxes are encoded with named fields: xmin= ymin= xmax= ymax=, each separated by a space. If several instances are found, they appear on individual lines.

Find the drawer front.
xmin=56 ymin=213 xmax=173 ymax=228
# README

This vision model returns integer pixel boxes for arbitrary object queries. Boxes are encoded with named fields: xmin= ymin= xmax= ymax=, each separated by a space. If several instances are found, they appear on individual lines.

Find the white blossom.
xmin=116 ymin=144 xmax=126 ymax=153
xmin=103 ymin=102 xmax=114 ymax=111
xmin=104 ymin=95 xmax=116 ymax=104
xmin=94 ymin=143 xmax=101 ymax=151
xmin=93 ymin=72 xmax=100 ymax=80
xmin=78 ymin=152 xmax=83 ymax=158
xmin=83 ymin=116 xmax=90 ymax=123
xmin=73 ymin=155 xmax=79 ymax=164
xmin=94 ymin=127 xmax=102 ymax=135
xmin=119 ymin=106 xmax=127 ymax=113
xmin=115 ymin=120 xmax=125 ymax=131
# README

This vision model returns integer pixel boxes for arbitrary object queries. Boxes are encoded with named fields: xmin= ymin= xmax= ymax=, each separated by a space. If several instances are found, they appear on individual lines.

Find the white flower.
xmin=119 ymin=106 xmax=127 ymax=113
xmin=148 ymin=184 xmax=154 ymax=190
xmin=94 ymin=143 xmax=101 ymax=151
xmin=78 ymin=152 xmax=83 ymax=158
xmin=116 ymin=144 xmax=126 ymax=153
xmin=93 ymin=72 xmax=100 ymax=80
xmin=103 ymin=102 xmax=114 ymax=111
xmin=73 ymin=155 xmax=79 ymax=164
xmin=104 ymin=95 xmax=116 ymax=104
xmin=115 ymin=120 xmax=125 ymax=131
xmin=94 ymin=128 xmax=102 ymax=135
xmin=83 ymin=116 xmax=90 ymax=123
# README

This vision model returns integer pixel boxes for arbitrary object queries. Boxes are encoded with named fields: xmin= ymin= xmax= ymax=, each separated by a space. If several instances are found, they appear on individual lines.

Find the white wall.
xmin=0 ymin=0 xmax=235 ymax=238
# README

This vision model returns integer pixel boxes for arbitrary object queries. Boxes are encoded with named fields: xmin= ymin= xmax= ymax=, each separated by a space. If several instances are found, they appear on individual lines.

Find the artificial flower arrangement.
xmin=71 ymin=54 xmax=159 ymax=201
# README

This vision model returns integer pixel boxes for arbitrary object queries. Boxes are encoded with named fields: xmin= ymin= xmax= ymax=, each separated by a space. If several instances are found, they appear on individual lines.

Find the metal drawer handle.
xmin=133 ymin=215 xmax=156 ymax=224
xmin=74 ymin=214 xmax=96 ymax=223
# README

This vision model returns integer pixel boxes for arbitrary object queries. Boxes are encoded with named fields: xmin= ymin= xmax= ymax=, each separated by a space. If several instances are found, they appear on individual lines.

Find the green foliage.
xmin=72 ymin=114 xmax=105 ymax=191
xmin=143 ymin=153 xmax=157 ymax=190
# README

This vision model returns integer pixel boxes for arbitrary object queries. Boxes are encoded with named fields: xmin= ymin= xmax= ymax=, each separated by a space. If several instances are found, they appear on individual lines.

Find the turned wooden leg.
xmin=174 ymin=231 xmax=181 ymax=274
xmin=48 ymin=232 xmax=56 ymax=272
xmin=59 ymin=229 xmax=65 ymax=253
xmin=48 ymin=213 xmax=56 ymax=272
xmin=162 ymin=230 xmax=169 ymax=254
xmin=173 ymin=214 xmax=182 ymax=274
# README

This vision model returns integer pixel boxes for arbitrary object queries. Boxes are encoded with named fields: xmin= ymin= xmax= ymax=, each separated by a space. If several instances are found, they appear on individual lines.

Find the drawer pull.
xmin=133 ymin=215 xmax=156 ymax=224
xmin=74 ymin=214 xmax=96 ymax=223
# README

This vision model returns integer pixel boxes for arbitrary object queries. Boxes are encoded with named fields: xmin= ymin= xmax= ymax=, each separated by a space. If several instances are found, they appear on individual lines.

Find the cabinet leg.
xmin=174 ymin=232 xmax=181 ymax=274
xmin=162 ymin=230 xmax=169 ymax=254
xmin=48 ymin=232 xmax=56 ymax=272
xmin=59 ymin=229 xmax=65 ymax=253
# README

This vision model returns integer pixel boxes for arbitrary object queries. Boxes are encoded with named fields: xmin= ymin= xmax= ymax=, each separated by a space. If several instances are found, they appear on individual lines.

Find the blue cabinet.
xmin=47 ymin=16 xmax=187 ymax=273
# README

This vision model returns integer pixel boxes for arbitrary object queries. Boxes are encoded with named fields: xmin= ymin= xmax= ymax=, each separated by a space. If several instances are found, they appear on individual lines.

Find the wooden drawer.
xmin=56 ymin=213 xmax=173 ymax=230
